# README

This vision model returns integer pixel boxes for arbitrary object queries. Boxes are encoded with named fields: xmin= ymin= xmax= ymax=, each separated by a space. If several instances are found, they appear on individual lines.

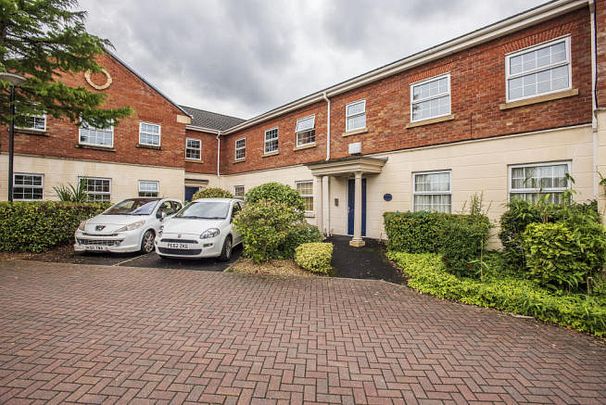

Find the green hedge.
xmin=245 ymin=182 xmax=306 ymax=213
xmin=383 ymin=211 xmax=491 ymax=276
xmin=0 ymin=201 xmax=110 ymax=253
xmin=388 ymin=251 xmax=606 ymax=336
xmin=295 ymin=242 xmax=333 ymax=274
xmin=192 ymin=187 xmax=233 ymax=200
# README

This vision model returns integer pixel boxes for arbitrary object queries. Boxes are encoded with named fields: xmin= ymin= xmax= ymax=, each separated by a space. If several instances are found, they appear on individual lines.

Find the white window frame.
xmin=410 ymin=73 xmax=451 ymax=123
xmin=295 ymin=115 xmax=316 ymax=147
xmin=13 ymin=173 xmax=44 ymax=201
xmin=139 ymin=122 xmax=162 ymax=147
xmin=78 ymin=121 xmax=114 ymax=148
xmin=79 ymin=176 xmax=112 ymax=202
xmin=234 ymin=185 xmax=245 ymax=199
xmin=508 ymin=161 xmax=571 ymax=202
xmin=17 ymin=114 xmax=47 ymax=132
xmin=185 ymin=138 xmax=202 ymax=161
xmin=138 ymin=180 xmax=160 ymax=197
xmin=235 ymin=138 xmax=246 ymax=161
xmin=296 ymin=180 xmax=314 ymax=213
xmin=264 ymin=127 xmax=279 ymax=154
xmin=412 ymin=170 xmax=452 ymax=213
xmin=505 ymin=36 xmax=572 ymax=103
xmin=345 ymin=99 xmax=366 ymax=132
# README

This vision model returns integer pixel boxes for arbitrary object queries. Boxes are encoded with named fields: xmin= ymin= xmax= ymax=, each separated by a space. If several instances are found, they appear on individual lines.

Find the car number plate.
xmin=85 ymin=245 xmax=108 ymax=251
xmin=167 ymin=242 xmax=189 ymax=249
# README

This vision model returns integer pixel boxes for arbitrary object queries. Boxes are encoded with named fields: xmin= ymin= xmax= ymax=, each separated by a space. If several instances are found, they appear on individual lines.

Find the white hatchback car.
xmin=155 ymin=198 xmax=243 ymax=261
xmin=74 ymin=198 xmax=182 ymax=254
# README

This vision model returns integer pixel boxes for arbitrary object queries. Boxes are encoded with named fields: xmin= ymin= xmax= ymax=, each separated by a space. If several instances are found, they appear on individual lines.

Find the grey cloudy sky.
xmin=79 ymin=0 xmax=547 ymax=119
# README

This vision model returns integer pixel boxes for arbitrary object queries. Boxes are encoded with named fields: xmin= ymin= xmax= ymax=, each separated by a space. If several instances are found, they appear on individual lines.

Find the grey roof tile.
xmin=180 ymin=105 xmax=245 ymax=131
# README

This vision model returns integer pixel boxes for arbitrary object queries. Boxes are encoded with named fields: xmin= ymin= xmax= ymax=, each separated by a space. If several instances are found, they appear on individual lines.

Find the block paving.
xmin=0 ymin=260 xmax=605 ymax=404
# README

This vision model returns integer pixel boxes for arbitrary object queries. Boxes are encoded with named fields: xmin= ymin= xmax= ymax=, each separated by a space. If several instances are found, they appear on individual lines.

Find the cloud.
xmin=79 ymin=0 xmax=546 ymax=118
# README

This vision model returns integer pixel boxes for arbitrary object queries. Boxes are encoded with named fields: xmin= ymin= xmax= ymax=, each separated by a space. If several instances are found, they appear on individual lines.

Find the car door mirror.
xmin=157 ymin=211 xmax=166 ymax=220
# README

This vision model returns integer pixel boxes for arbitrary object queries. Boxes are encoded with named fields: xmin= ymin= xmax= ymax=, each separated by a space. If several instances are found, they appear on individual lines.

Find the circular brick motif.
xmin=84 ymin=68 xmax=112 ymax=90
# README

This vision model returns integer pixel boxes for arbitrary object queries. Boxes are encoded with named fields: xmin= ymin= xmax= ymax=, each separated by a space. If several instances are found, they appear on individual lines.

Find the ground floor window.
xmin=79 ymin=177 xmax=111 ymax=202
xmin=413 ymin=171 xmax=451 ymax=213
xmin=234 ymin=185 xmax=245 ymax=199
xmin=13 ymin=173 xmax=43 ymax=200
xmin=296 ymin=181 xmax=314 ymax=212
xmin=138 ymin=180 xmax=159 ymax=197
xmin=509 ymin=162 xmax=570 ymax=203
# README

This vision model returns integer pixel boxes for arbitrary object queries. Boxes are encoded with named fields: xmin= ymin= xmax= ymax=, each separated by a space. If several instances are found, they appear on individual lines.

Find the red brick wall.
xmin=221 ymin=7 xmax=592 ymax=174
xmin=185 ymin=129 xmax=218 ymax=174
xmin=597 ymin=0 xmax=606 ymax=108
xmin=1 ymin=53 xmax=188 ymax=169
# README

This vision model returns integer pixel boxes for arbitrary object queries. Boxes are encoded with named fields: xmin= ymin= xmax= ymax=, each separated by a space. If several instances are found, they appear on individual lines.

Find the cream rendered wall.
xmin=0 ymin=154 xmax=185 ymax=202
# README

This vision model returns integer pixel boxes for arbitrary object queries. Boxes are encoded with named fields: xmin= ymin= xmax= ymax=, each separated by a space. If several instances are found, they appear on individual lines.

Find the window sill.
xmin=304 ymin=212 xmax=315 ymax=218
xmin=233 ymin=159 xmax=246 ymax=164
xmin=76 ymin=144 xmax=115 ymax=152
xmin=294 ymin=143 xmax=316 ymax=151
xmin=262 ymin=151 xmax=280 ymax=158
xmin=136 ymin=143 xmax=161 ymax=150
xmin=406 ymin=114 xmax=455 ymax=129
xmin=342 ymin=128 xmax=368 ymax=137
xmin=16 ymin=128 xmax=48 ymax=136
xmin=499 ymin=88 xmax=579 ymax=110
xmin=185 ymin=159 xmax=204 ymax=164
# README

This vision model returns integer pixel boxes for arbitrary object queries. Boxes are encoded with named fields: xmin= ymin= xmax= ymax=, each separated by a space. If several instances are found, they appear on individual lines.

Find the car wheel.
xmin=140 ymin=230 xmax=155 ymax=254
xmin=218 ymin=236 xmax=233 ymax=262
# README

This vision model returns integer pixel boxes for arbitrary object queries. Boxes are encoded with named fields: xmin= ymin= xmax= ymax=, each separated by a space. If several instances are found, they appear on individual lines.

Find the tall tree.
xmin=0 ymin=0 xmax=131 ymax=127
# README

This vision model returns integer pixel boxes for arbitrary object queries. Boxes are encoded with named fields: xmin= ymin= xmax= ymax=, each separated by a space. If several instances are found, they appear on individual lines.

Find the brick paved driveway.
xmin=0 ymin=261 xmax=605 ymax=404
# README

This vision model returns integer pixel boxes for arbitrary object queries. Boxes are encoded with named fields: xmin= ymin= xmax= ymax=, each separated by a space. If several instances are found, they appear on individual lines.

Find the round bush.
xmin=295 ymin=242 xmax=333 ymax=274
xmin=245 ymin=182 xmax=305 ymax=213
xmin=192 ymin=187 xmax=233 ymax=200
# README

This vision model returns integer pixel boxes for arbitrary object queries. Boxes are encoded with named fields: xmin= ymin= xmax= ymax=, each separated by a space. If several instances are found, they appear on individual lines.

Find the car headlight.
xmin=116 ymin=220 xmax=145 ymax=233
xmin=78 ymin=221 xmax=87 ymax=231
xmin=200 ymin=228 xmax=220 ymax=239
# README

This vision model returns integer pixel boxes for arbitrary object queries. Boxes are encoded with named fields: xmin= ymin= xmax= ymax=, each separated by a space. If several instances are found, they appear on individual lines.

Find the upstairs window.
xmin=139 ymin=122 xmax=161 ymax=146
xmin=18 ymin=115 xmax=46 ymax=132
xmin=13 ymin=173 xmax=43 ymax=201
xmin=345 ymin=100 xmax=366 ymax=132
xmin=264 ymin=128 xmax=279 ymax=154
xmin=295 ymin=115 xmax=316 ymax=147
xmin=79 ymin=121 xmax=113 ymax=148
xmin=411 ymin=74 xmax=451 ymax=122
xmin=506 ymin=37 xmax=571 ymax=102
xmin=79 ymin=177 xmax=111 ymax=202
xmin=510 ymin=162 xmax=570 ymax=203
xmin=235 ymin=138 xmax=246 ymax=161
xmin=413 ymin=171 xmax=451 ymax=213
xmin=138 ymin=180 xmax=159 ymax=197
xmin=186 ymin=138 xmax=202 ymax=160
xmin=296 ymin=181 xmax=314 ymax=212
xmin=234 ymin=185 xmax=245 ymax=199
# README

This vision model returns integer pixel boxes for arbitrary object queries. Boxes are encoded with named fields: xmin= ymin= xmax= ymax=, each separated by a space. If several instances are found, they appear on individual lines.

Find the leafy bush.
xmin=388 ymin=251 xmax=606 ymax=336
xmin=0 ymin=201 xmax=109 ymax=253
xmin=522 ymin=222 xmax=606 ymax=291
xmin=383 ymin=211 xmax=490 ymax=276
xmin=192 ymin=187 xmax=233 ymax=200
xmin=282 ymin=222 xmax=323 ymax=258
xmin=295 ymin=242 xmax=333 ymax=274
xmin=234 ymin=200 xmax=306 ymax=263
xmin=245 ymin=182 xmax=305 ymax=213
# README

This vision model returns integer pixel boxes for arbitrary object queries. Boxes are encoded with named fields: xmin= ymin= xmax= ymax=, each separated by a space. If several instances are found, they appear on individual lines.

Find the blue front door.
xmin=347 ymin=178 xmax=367 ymax=236
xmin=184 ymin=186 xmax=199 ymax=202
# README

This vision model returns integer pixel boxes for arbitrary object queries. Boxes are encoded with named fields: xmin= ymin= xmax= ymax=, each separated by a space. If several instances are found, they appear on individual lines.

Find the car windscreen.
xmin=175 ymin=201 xmax=230 ymax=219
xmin=104 ymin=199 xmax=159 ymax=216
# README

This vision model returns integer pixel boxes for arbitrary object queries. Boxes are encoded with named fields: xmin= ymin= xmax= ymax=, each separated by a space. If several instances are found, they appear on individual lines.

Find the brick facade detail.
xmin=597 ymin=0 xmax=606 ymax=108
xmin=185 ymin=129 xmax=219 ymax=174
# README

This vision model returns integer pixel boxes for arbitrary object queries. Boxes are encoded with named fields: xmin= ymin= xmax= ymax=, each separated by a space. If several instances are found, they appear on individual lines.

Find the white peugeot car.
xmin=155 ymin=198 xmax=243 ymax=261
xmin=74 ymin=198 xmax=182 ymax=254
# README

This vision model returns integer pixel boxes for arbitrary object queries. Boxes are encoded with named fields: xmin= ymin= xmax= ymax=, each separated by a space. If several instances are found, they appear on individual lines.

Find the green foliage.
xmin=388 ymin=251 xmax=606 ymax=336
xmin=522 ymin=222 xmax=606 ymax=291
xmin=192 ymin=187 xmax=233 ymax=200
xmin=234 ymin=200 xmax=307 ymax=263
xmin=499 ymin=198 xmax=600 ymax=271
xmin=383 ymin=211 xmax=491 ymax=276
xmin=282 ymin=222 xmax=324 ymax=258
xmin=0 ymin=0 xmax=131 ymax=128
xmin=245 ymin=182 xmax=306 ymax=213
xmin=0 ymin=201 xmax=109 ymax=253
xmin=53 ymin=182 xmax=88 ymax=202
xmin=295 ymin=243 xmax=333 ymax=274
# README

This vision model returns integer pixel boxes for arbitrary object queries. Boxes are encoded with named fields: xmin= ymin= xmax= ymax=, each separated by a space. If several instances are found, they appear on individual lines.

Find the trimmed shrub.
xmin=281 ymin=222 xmax=324 ymax=258
xmin=441 ymin=215 xmax=491 ymax=277
xmin=234 ymin=200 xmax=306 ymax=263
xmin=0 ymin=201 xmax=109 ymax=253
xmin=245 ymin=182 xmax=305 ymax=213
xmin=522 ymin=221 xmax=606 ymax=291
xmin=383 ymin=211 xmax=444 ymax=253
xmin=388 ymin=251 xmax=606 ymax=336
xmin=295 ymin=242 xmax=333 ymax=274
xmin=192 ymin=187 xmax=233 ymax=200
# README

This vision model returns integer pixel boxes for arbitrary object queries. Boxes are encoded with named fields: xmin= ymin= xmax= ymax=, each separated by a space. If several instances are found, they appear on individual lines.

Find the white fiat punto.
xmin=74 ymin=198 xmax=182 ymax=254
xmin=155 ymin=198 xmax=243 ymax=261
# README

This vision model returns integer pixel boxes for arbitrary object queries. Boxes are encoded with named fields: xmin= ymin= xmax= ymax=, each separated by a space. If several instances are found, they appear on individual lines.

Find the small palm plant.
xmin=53 ymin=182 xmax=89 ymax=202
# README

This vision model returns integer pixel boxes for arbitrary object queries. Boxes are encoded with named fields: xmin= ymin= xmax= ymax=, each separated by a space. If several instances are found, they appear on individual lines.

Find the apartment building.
xmin=1 ymin=0 xmax=604 ymax=247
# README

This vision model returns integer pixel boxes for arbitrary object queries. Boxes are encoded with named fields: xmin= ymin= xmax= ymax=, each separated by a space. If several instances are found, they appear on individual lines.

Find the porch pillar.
xmin=315 ymin=175 xmax=324 ymax=234
xmin=350 ymin=171 xmax=365 ymax=247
